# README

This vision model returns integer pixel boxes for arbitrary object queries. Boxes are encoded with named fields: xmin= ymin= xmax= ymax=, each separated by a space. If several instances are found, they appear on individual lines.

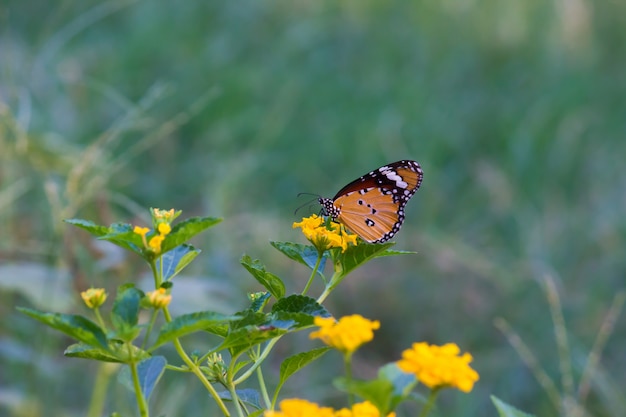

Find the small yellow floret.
xmin=80 ymin=288 xmax=107 ymax=309
xmin=148 ymin=234 xmax=165 ymax=253
xmin=157 ymin=222 xmax=172 ymax=235
xmin=310 ymin=315 xmax=380 ymax=354
xmin=335 ymin=401 xmax=396 ymax=417
xmin=293 ymin=214 xmax=357 ymax=252
xmin=133 ymin=226 xmax=150 ymax=237
xmin=396 ymin=342 xmax=479 ymax=393
xmin=265 ymin=399 xmax=335 ymax=417
xmin=146 ymin=288 xmax=172 ymax=309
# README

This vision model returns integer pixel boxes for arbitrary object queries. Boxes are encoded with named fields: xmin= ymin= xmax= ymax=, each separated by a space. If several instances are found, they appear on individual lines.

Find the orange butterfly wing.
xmin=319 ymin=160 xmax=423 ymax=243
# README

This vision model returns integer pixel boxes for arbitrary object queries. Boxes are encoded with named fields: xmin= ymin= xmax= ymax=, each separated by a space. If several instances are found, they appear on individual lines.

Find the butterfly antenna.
xmin=294 ymin=193 xmax=322 ymax=216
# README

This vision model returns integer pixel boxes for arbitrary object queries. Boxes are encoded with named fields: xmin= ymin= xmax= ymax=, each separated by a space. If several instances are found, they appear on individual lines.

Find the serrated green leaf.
xmin=64 ymin=219 xmax=110 ymax=237
xmin=111 ymin=285 xmax=143 ymax=341
xmin=153 ymin=311 xmax=238 ymax=349
xmin=491 ymin=396 xmax=535 ymax=417
xmin=249 ymin=292 xmax=271 ymax=312
xmin=160 ymin=216 xmax=222 ymax=253
xmin=271 ymin=294 xmax=330 ymax=317
xmin=327 ymin=242 xmax=396 ymax=292
xmin=218 ymin=389 xmax=262 ymax=409
xmin=270 ymin=241 xmax=327 ymax=275
xmin=222 ymin=326 xmax=288 ymax=356
xmin=279 ymin=347 xmax=331 ymax=384
xmin=241 ymin=255 xmax=286 ymax=299
xmin=99 ymin=223 xmax=145 ymax=256
xmin=65 ymin=341 xmax=151 ymax=363
xmin=157 ymin=243 xmax=201 ymax=281
xmin=118 ymin=356 xmax=167 ymax=399
xmin=273 ymin=347 xmax=330 ymax=402
xmin=18 ymin=307 xmax=108 ymax=350
xmin=269 ymin=310 xmax=316 ymax=329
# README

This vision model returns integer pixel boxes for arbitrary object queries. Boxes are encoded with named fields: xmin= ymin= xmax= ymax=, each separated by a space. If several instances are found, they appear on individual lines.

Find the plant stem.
xmin=150 ymin=259 xmax=161 ymax=288
xmin=317 ymin=271 xmax=338 ymax=304
xmin=302 ymin=252 xmax=323 ymax=295
xmin=162 ymin=307 xmax=231 ymax=416
xmin=233 ymin=337 xmax=282 ymax=385
xmin=128 ymin=343 xmax=149 ymax=417
xmin=93 ymin=307 xmax=107 ymax=330
xmin=418 ymin=388 xmax=440 ymax=417
xmin=256 ymin=365 xmax=272 ymax=409
xmin=344 ymin=353 xmax=354 ymax=407
xmin=141 ymin=310 xmax=159 ymax=350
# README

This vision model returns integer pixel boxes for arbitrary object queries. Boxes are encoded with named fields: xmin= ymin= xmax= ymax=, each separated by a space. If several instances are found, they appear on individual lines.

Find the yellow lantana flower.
xmin=80 ymin=288 xmax=107 ymax=309
xmin=309 ymin=315 xmax=380 ymax=355
xmin=265 ymin=399 xmax=335 ymax=417
xmin=146 ymin=288 xmax=172 ymax=309
xmin=396 ymin=342 xmax=479 ymax=393
xmin=335 ymin=401 xmax=396 ymax=417
xmin=293 ymin=214 xmax=358 ymax=253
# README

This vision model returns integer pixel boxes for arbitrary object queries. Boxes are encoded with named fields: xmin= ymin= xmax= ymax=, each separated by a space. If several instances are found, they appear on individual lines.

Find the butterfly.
xmin=318 ymin=160 xmax=423 ymax=243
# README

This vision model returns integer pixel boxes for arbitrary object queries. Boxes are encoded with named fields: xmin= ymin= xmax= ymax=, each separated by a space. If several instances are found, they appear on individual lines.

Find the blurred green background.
xmin=1 ymin=0 xmax=625 ymax=416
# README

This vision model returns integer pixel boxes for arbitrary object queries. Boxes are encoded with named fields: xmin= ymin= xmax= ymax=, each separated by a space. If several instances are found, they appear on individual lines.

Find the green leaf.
xmin=157 ymin=243 xmax=201 ymax=281
xmin=334 ymin=363 xmax=417 ymax=414
xmin=491 ymin=396 xmax=535 ymax=417
xmin=270 ymin=241 xmax=327 ymax=275
xmin=274 ymin=347 xmax=330 ymax=401
xmin=153 ymin=311 xmax=238 ymax=349
xmin=218 ymin=311 xmax=285 ymax=355
xmin=64 ymin=219 xmax=110 ymax=237
xmin=334 ymin=377 xmax=394 ymax=413
xmin=271 ymin=294 xmax=330 ymax=317
xmin=119 ymin=356 xmax=167 ymax=399
xmin=66 ymin=219 xmax=145 ymax=256
xmin=111 ymin=285 xmax=143 ymax=341
xmin=241 ymin=255 xmax=286 ymax=299
xmin=328 ymin=242 xmax=397 ymax=291
xmin=65 ymin=341 xmax=151 ymax=363
xmin=160 ymin=216 xmax=222 ymax=253
xmin=218 ymin=389 xmax=261 ymax=409
xmin=249 ymin=292 xmax=271 ymax=312
xmin=18 ymin=307 xmax=108 ymax=350
xmin=379 ymin=363 xmax=418 ymax=410
xmin=99 ymin=223 xmax=145 ymax=256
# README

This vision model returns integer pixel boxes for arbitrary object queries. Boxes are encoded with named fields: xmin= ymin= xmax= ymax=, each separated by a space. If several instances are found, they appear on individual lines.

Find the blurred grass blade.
xmin=491 ymin=395 xmax=535 ymax=417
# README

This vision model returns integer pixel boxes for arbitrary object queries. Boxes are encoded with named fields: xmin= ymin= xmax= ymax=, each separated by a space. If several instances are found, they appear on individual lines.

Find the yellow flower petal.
xmin=396 ymin=342 xmax=479 ymax=393
xmin=265 ymin=399 xmax=335 ymax=417
xmin=293 ymin=215 xmax=358 ymax=252
xmin=310 ymin=315 xmax=380 ymax=354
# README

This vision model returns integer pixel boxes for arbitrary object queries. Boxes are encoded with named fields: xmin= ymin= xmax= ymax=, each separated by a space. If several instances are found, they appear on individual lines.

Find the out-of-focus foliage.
xmin=1 ymin=0 xmax=625 ymax=416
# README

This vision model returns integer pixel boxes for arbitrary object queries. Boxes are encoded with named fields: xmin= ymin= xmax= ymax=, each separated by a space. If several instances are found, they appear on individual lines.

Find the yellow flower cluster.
xmin=80 ymin=288 xmax=107 ymax=309
xmin=146 ymin=287 xmax=172 ymax=309
xmin=309 ymin=315 xmax=380 ymax=355
xmin=265 ymin=399 xmax=394 ymax=417
xmin=293 ymin=214 xmax=358 ymax=253
xmin=396 ymin=342 xmax=479 ymax=393
xmin=133 ymin=208 xmax=176 ymax=254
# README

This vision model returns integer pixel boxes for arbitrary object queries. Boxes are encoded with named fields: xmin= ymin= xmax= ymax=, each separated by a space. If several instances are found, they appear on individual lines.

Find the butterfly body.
xmin=319 ymin=160 xmax=423 ymax=243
